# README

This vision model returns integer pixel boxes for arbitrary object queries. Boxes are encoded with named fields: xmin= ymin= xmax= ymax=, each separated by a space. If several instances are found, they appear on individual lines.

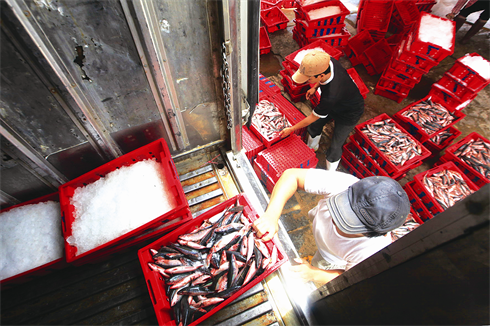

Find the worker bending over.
xmin=279 ymin=51 xmax=364 ymax=171
xmin=252 ymin=168 xmax=410 ymax=284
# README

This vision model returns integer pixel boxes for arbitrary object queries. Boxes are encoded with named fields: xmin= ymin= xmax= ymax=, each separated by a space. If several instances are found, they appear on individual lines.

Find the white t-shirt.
xmin=304 ymin=169 xmax=392 ymax=270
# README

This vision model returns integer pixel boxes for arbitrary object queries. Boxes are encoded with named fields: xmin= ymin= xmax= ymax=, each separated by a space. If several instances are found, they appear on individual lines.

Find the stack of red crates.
xmin=344 ymin=113 xmax=431 ymax=181
xmin=253 ymin=134 xmax=318 ymax=192
xmin=281 ymin=40 xmax=342 ymax=102
xmin=375 ymin=12 xmax=455 ymax=103
xmin=437 ymin=132 xmax=490 ymax=189
xmin=356 ymin=0 xmax=394 ymax=42
xmin=292 ymin=0 xmax=351 ymax=49
xmin=259 ymin=73 xmax=282 ymax=100
xmin=260 ymin=26 xmax=272 ymax=55
xmin=428 ymin=53 xmax=490 ymax=112
xmin=388 ymin=0 xmax=421 ymax=37
xmin=345 ymin=30 xmax=393 ymax=76
xmin=242 ymin=125 xmax=265 ymax=163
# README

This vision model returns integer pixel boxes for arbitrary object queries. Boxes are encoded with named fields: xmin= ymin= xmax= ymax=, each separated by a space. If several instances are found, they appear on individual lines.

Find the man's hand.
xmin=305 ymin=87 xmax=317 ymax=100
xmin=290 ymin=258 xmax=343 ymax=284
xmin=446 ymin=13 xmax=455 ymax=20
xmin=279 ymin=127 xmax=294 ymax=138
xmin=252 ymin=212 xmax=279 ymax=242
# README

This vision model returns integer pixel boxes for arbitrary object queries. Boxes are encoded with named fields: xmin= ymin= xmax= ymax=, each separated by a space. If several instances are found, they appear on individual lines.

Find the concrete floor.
xmin=259 ymin=8 xmax=490 ymax=261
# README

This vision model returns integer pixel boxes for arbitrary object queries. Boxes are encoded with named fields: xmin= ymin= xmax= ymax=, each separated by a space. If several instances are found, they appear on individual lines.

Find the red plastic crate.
xmin=357 ymin=0 xmax=394 ymax=33
xmin=434 ymin=72 xmax=480 ymax=102
xmin=138 ymin=193 xmax=288 ymax=326
xmin=285 ymin=39 xmax=343 ymax=69
xmin=259 ymin=73 xmax=281 ymax=96
xmin=261 ymin=0 xmax=283 ymax=10
xmin=295 ymin=19 xmax=345 ymax=38
xmin=344 ymin=45 xmax=361 ymax=66
xmin=340 ymin=158 xmax=363 ymax=179
xmin=354 ymin=114 xmax=431 ymax=176
xmin=305 ymin=27 xmax=351 ymax=48
xmin=266 ymin=93 xmax=307 ymax=140
xmin=280 ymin=70 xmax=310 ymax=95
xmin=0 ymin=192 xmax=68 ymax=289
xmin=423 ymin=125 xmax=461 ymax=158
xmin=347 ymin=137 xmax=390 ymax=177
xmin=282 ymin=0 xmax=296 ymax=8
xmin=298 ymin=0 xmax=350 ymax=26
xmin=292 ymin=26 xmax=307 ymax=47
xmin=243 ymin=126 xmax=265 ymax=162
xmin=377 ymin=77 xmax=414 ymax=95
xmin=282 ymin=82 xmax=307 ymax=102
xmin=412 ymin=161 xmax=479 ymax=214
xmin=346 ymin=68 xmax=369 ymax=98
xmin=393 ymin=94 xmax=466 ymax=143
xmin=58 ymin=138 xmax=188 ymax=265
xmin=394 ymin=41 xmax=438 ymax=72
xmin=346 ymin=30 xmax=375 ymax=58
xmin=374 ymin=84 xmax=408 ymax=103
xmin=260 ymin=26 xmax=272 ymax=55
xmin=253 ymin=159 xmax=277 ymax=193
xmin=405 ymin=12 xmax=455 ymax=62
xmin=363 ymin=38 xmax=393 ymax=74
xmin=392 ymin=0 xmax=420 ymax=27
xmin=382 ymin=66 xmax=420 ymax=87
xmin=341 ymin=145 xmax=375 ymax=178
xmin=447 ymin=53 xmax=490 ymax=92
xmin=444 ymin=132 xmax=490 ymax=188
xmin=428 ymin=83 xmax=477 ymax=111
xmin=415 ymin=0 xmax=436 ymax=12
xmin=389 ymin=56 xmax=427 ymax=79
xmin=261 ymin=7 xmax=290 ymax=33
xmin=403 ymin=182 xmax=432 ymax=223
xmin=256 ymin=134 xmax=318 ymax=181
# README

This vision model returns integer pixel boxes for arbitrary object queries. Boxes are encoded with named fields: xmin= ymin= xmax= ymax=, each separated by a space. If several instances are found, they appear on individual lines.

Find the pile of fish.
xmin=429 ymin=129 xmax=453 ymax=146
xmin=147 ymin=200 xmax=278 ymax=326
xmin=422 ymin=168 xmax=474 ymax=210
xmin=361 ymin=119 xmax=424 ymax=167
xmin=391 ymin=214 xmax=420 ymax=242
xmin=252 ymin=100 xmax=291 ymax=140
xmin=453 ymin=138 xmax=490 ymax=179
xmin=400 ymin=99 xmax=455 ymax=136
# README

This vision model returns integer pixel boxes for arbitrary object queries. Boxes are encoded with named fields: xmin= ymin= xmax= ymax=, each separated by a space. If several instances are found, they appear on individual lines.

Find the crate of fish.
xmin=285 ymin=40 xmax=343 ymax=70
xmin=242 ymin=126 xmax=266 ymax=163
xmin=346 ymin=68 xmax=369 ymax=99
xmin=404 ymin=13 xmax=455 ymax=62
xmin=390 ymin=209 xmax=422 ymax=242
xmin=295 ymin=19 xmax=345 ymax=38
xmin=373 ymin=84 xmax=408 ymax=103
xmin=296 ymin=0 xmax=350 ymax=27
xmin=259 ymin=74 xmax=281 ymax=96
xmin=0 ymin=192 xmax=69 ymax=289
xmin=403 ymin=182 xmax=433 ymax=224
xmin=423 ymin=125 xmax=461 ymax=158
xmin=393 ymin=95 xmax=466 ymax=143
xmin=447 ymin=53 xmax=490 ymax=93
xmin=256 ymin=134 xmax=318 ymax=182
xmin=259 ymin=26 xmax=272 ymax=55
xmin=444 ymin=132 xmax=490 ymax=188
xmin=428 ymin=83 xmax=477 ymax=112
xmin=354 ymin=113 xmax=431 ymax=177
xmin=357 ymin=0 xmax=394 ymax=34
xmin=253 ymin=159 xmax=277 ymax=193
xmin=347 ymin=137 xmax=390 ymax=177
xmin=250 ymin=99 xmax=293 ymax=148
xmin=412 ymin=161 xmax=478 ymax=216
xmin=138 ymin=193 xmax=288 ymax=326
xmin=261 ymin=6 xmax=289 ymax=33
xmin=341 ymin=144 xmax=375 ymax=178
xmin=58 ymin=138 xmax=189 ymax=265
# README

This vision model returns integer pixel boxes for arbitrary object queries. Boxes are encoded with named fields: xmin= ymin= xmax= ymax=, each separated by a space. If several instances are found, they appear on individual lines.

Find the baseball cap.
xmin=292 ymin=50 xmax=331 ymax=84
xmin=326 ymin=176 xmax=410 ymax=235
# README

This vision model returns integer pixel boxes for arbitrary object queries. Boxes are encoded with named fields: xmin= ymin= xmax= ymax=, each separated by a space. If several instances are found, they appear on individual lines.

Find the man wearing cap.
xmin=252 ymin=168 xmax=409 ymax=284
xmin=280 ymin=50 xmax=364 ymax=172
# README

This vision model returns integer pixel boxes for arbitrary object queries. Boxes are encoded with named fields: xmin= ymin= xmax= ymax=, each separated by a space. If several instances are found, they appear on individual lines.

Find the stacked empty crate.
xmin=375 ymin=12 xmax=456 ymax=103
xmin=253 ymin=134 xmax=318 ymax=192
xmin=261 ymin=5 xmax=289 ymax=34
xmin=292 ymin=0 xmax=351 ymax=49
xmin=356 ymin=0 xmax=394 ymax=42
xmin=281 ymin=40 xmax=342 ymax=102
xmin=343 ymin=113 xmax=431 ymax=181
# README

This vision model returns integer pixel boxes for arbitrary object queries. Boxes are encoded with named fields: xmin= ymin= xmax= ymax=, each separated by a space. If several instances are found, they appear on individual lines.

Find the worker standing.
xmin=252 ymin=168 xmax=410 ymax=284
xmin=446 ymin=0 xmax=489 ymax=44
xmin=279 ymin=51 xmax=364 ymax=171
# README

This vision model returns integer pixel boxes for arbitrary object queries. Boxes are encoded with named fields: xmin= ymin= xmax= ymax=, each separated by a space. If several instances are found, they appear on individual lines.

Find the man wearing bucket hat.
xmin=279 ymin=50 xmax=364 ymax=172
xmin=252 ymin=168 xmax=410 ymax=284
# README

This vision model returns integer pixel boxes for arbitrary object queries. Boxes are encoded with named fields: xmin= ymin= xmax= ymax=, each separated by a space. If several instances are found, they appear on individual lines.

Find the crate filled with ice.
xmin=138 ymin=193 xmax=288 ymax=326
xmin=59 ymin=138 xmax=188 ymax=265
xmin=0 ymin=192 xmax=68 ymax=288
